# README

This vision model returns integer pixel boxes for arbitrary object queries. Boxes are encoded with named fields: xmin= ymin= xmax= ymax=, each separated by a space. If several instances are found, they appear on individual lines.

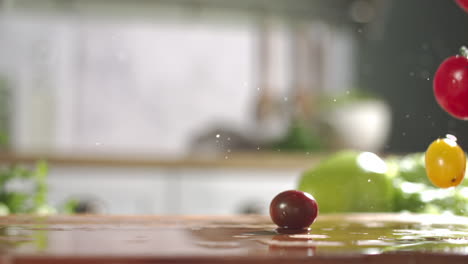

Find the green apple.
xmin=298 ymin=151 xmax=394 ymax=213
xmin=0 ymin=203 xmax=9 ymax=216
xmin=33 ymin=204 xmax=57 ymax=216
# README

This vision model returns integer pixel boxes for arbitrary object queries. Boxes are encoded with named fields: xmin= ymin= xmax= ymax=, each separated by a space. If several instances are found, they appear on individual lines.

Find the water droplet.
xmin=421 ymin=43 xmax=429 ymax=51
xmin=368 ymin=179 xmax=371 ymax=183
xmin=333 ymin=98 xmax=337 ymax=102
xmin=357 ymin=28 xmax=363 ymax=33
xmin=427 ymin=77 xmax=430 ymax=81
xmin=257 ymin=87 xmax=260 ymax=91
xmin=227 ymin=149 xmax=231 ymax=153
xmin=225 ymin=156 xmax=229 ymax=159
xmin=409 ymin=72 xmax=415 ymax=76
xmin=446 ymin=134 xmax=457 ymax=142
xmin=402 ymin=132 xmax=406 ymax=136
xmin=405 ymin=114 xmax=410 ymax=118
xmin=284 ymin=97 xmax=288 ymax=101
xmin=227 ymin=137 xmax=231 ymax=141
xmin=427 ymin=115 xmax=431 ymax=119
xmin=257 ymin=146 xmax=260 ymax=150
xmin=216 ymin=134 xmax=220 ymax=138
xmin=277 ymin=149 xmax=281 ymax=152
xmin=420 ymin=70 xmax=430 ymax=79
xmin=95 ymin=142 xmax=101 ymax=146
xmin=346 ymin=90 xmax=350 ymax=95
xmin=306 ymin=152 xmax=310 ymax=155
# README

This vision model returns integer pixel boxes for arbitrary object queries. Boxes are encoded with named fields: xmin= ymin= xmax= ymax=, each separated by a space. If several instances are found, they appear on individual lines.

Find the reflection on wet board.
xmin=0 ymin=214 xmax=467 ymax=258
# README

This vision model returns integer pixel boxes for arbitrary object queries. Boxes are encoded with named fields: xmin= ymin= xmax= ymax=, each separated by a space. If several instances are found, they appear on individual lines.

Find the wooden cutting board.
xmin=0 ymin=213 xmax=468 ymax=263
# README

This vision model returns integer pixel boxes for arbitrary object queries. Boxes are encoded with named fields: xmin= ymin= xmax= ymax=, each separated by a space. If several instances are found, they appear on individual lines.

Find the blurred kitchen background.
xmin=0 ymin=0 xmax=468 ymax=215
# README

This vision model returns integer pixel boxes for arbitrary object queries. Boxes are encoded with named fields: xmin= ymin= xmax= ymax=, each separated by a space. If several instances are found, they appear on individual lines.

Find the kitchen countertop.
xmin=0 ymin=152 xmax=323 ymax=169
xmin=0 ymin=214 xmax=468 ymax=263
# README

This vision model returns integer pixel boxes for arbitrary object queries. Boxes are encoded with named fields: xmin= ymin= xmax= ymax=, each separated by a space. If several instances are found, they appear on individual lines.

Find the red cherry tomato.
xmin=269 ymin=190 xmax=318 ymax=230
xmin=433 ymin=47 xmax=468 ymax=120
xmin=456 ymin=0 xmax=468 ymax=13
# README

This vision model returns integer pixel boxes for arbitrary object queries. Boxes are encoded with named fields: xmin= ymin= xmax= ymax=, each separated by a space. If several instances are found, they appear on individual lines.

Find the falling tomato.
xmin=456 ymin=0 xmax=468 ymax=13
xmin=425 ymin=135 xmax=466 ymax=188
xmin=433 ymin=46 xmax=468 ymax=120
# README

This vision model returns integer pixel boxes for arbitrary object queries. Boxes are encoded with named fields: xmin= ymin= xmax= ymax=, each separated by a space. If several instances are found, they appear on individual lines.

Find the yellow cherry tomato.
xmin=425 ymin=135 xmax=466 ymax=188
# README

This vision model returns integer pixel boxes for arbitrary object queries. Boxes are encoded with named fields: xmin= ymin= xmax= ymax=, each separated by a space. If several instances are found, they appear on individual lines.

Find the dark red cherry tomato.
xmin=456 ymin=0 xmax=468 ymax=13
xmin=433 ymin=46 xmax=468 ymax=120
xmin=269 ymin=190 xmax=318 ymax=230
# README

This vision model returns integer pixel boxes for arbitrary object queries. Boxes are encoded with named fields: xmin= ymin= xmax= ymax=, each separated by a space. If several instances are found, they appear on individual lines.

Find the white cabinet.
xmin=179 ymin=169 xmax=299 ymax=215
xmin=47 ymin=166 xmax=168 ymax=214
xmin=46 ymin=166 xmax=301 ymax=215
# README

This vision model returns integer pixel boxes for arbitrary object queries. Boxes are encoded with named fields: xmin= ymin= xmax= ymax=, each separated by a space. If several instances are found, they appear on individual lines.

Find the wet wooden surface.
xmin=0 ymin=214 xmax=468 ymax=263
